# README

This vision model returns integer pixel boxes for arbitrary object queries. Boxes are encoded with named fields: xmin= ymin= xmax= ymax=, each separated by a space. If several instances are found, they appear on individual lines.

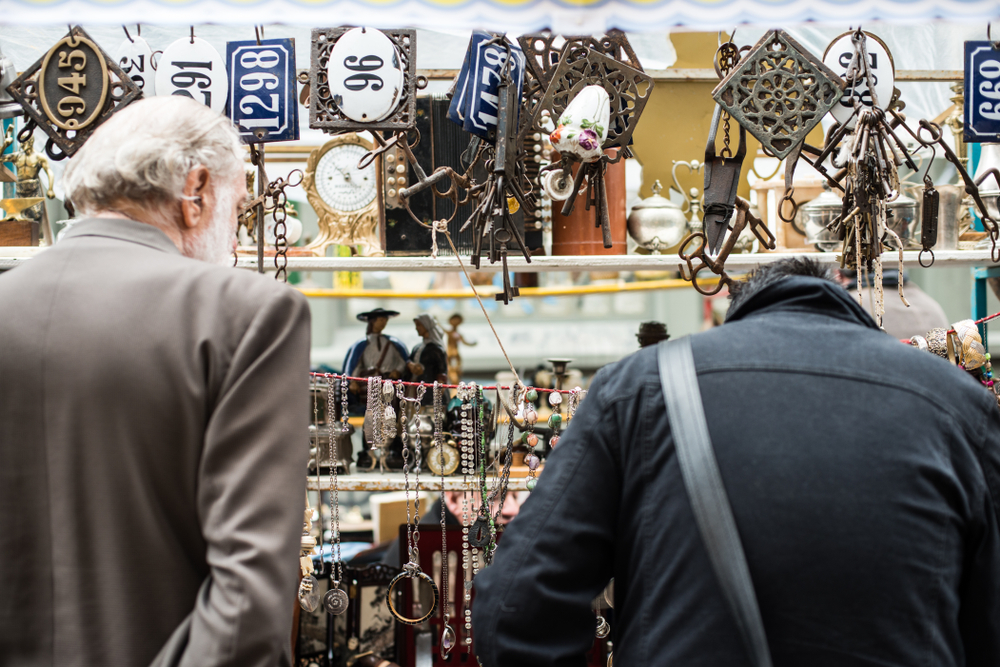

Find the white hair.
xmin=63 ymin=96 xmax=244 ymax=215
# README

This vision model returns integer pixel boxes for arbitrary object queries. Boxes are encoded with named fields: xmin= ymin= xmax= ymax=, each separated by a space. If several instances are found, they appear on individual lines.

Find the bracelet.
xmin=385 ymin=569 xmax=439 ymax=626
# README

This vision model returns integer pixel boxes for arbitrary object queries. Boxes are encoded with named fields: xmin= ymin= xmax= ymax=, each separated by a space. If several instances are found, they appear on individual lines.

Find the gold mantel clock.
xmin=303 ymin=134 xmax=384 ymax=256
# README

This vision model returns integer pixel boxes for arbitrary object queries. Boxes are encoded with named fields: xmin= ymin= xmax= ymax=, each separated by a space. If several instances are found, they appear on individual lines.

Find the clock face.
xmin=315 ymin=142 xmax=378 ymax=212
xmin=427 ymin=443 xmax=459 ymax=476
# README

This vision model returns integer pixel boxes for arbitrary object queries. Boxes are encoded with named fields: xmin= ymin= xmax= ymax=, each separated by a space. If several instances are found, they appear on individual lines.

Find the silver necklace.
xmin=434 ymin=382 xmax=457 ymax=657
xmin=323 ymin=377 xmax=349 ymax=615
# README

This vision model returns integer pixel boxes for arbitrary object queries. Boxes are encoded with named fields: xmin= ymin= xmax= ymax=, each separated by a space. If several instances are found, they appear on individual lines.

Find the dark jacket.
xmin=472 ymin=276 xmax=1000 ymax=667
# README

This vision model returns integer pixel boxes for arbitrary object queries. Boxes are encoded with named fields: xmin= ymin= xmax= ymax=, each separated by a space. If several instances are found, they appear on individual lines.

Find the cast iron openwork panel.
xmin=309 ymin=27 xmax=417 ymax=133
xmin=712 ymin=29 xmax=844 ymax=159
xmin=525 ymin=47 xmax=652 ymax=151
xmin=517 ymin=30 xmax=642 ymax=143
xmin=6 ymin=25 xmax=142 ymax=158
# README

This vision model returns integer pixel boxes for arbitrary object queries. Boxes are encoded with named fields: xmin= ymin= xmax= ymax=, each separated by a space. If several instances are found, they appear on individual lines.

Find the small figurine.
xmin=2 ymin=127 xmax=55 ymax=236
xmin=407 ymin=314 xmax=448 ymax=403
xmin=343 ymin=308 xmax=409 ymax=389
xmin=343 ymin=308 xmax=409 ymax=471
xmin=446 ymin=313 xmax=477 ymax=385
xmin=636 ymin=321 xmax=670 ymax=348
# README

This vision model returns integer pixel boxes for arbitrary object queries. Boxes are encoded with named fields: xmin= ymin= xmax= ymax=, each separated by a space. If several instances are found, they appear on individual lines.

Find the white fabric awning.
xmin=0 ymin=0 xmax=997 ymax=32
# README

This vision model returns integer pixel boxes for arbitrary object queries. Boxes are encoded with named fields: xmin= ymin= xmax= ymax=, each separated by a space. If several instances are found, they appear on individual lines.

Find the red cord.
xmin=309 ymin=371 xmax=574 ymax=394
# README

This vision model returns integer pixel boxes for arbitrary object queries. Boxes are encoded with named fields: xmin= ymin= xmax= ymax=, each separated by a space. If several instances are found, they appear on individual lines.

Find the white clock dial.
xmin=316 ymin=143 xmax=378 ymax=212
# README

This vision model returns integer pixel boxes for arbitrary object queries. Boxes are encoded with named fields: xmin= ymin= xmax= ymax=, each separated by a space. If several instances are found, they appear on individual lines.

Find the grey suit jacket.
xmin=0 ymin=219 xmax=311 ymax=667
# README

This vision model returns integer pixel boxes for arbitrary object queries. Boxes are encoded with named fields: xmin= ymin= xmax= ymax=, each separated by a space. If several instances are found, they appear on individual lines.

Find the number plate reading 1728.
xmin=964 ymin=41 xmax=1000 ymax=143
xmin=226 ymin=38 xmax=299 ymax=143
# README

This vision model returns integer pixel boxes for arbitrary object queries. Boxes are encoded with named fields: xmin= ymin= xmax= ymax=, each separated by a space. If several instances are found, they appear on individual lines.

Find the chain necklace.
xmin=297 ymin=377 xmax=321 ymax=612
xmin=386 ymin=380 xmax=438 ymax=625
xmin=323 ymin=379 xmax=349 ymax=616
xmin=458 ymin=382 xmax=475 ymax=645
xmin=434 ymin=382 xmax=457 ymax=657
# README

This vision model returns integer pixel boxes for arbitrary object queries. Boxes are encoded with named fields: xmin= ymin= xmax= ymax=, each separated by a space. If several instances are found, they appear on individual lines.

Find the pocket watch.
xmin=427 ymin=439 xmax=460 ymax=476
xmin=303 ymin=133 xmax=384 ymax=256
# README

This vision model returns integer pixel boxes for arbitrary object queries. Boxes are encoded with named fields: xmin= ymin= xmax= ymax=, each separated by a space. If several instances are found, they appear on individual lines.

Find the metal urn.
xmin=627 ymin=180 xmax=689 ymax=254
xmin=800 ymin=184 xmax=843 ymax=252
xmin=886 ymin=191 xmax=919 ymax=249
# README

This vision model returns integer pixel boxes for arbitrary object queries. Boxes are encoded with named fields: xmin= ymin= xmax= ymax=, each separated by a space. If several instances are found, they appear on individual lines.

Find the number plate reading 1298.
xmin=226 ymin=38 xmax=299 ymax=144
xmin=964 ymin=41 xmax=1000 ymax=143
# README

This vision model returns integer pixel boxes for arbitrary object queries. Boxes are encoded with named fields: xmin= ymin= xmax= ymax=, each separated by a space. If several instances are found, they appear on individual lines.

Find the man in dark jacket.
xmin=472 ymin=258 xmax=1000 ymax=667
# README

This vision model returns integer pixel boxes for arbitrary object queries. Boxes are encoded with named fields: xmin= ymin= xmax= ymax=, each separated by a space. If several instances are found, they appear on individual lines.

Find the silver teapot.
xmin=627 ymin=180 xmax=689 ymax=254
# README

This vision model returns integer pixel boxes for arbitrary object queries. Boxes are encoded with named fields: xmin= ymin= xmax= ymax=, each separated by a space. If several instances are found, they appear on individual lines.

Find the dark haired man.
xmin=474 ymin=257 xmax=1000 ymax=667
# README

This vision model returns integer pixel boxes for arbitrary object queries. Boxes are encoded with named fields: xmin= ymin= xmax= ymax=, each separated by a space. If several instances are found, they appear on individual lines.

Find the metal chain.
xmin=433 ymin=382 xmax=453 ymax=654
xmin=397 ymin=382 xmax=426 ymax=567
xmin=326 ymin=379 xmax=342 ymax=586
xmin=716 ymin=40 xmax=740 ymax=159
xmin=312 ymin=377 xmax=323 ymax=556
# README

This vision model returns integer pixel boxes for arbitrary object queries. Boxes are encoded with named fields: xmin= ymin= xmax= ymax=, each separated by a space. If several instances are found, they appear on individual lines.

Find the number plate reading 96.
xmin=226 ymin=38 xmax=300 ymax=143
xmin=964 ymin=41 xmax=1000 ymax=143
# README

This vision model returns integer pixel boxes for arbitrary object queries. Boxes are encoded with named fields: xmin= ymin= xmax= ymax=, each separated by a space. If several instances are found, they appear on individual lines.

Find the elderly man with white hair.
xmin=0 ymin=97 xmax=311 ymax=667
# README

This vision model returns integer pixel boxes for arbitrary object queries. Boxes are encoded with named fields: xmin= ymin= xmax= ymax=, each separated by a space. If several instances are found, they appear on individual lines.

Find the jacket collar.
xmin=60 ymin=218 xmax=182 ymax=256
xmin=725 ymin=275 xmax=880 ymax=331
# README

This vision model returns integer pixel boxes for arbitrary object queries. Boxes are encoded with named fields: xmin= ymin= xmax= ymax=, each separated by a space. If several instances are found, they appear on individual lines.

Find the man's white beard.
xmin=183 ymin=185 xmax=238 ymax=265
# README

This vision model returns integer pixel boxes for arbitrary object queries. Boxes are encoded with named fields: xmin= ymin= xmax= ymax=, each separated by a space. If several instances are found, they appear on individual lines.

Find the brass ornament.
xmin=6 ymin=26 xmax=142 ymax=159
xmin=712 ymin=30 xmax=844 ymax=159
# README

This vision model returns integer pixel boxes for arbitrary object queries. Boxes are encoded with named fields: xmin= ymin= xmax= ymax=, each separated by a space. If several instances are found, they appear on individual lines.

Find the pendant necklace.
xmin=433 ymin=382 xmax=457 ymax=657
xmin=323 ymin=376 xmax=349 ymax=616
xmin=298 ymin=377 xmax=322 ymax=612
xmin=386 ymin=382 xmax=438 ymax=625
xmin=457 ymin=382 xmax=476 ymax=645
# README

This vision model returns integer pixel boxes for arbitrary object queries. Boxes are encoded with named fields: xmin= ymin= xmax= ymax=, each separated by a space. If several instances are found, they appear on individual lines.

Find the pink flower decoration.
xmin=578 ymin=128 xmax=599 ymax=151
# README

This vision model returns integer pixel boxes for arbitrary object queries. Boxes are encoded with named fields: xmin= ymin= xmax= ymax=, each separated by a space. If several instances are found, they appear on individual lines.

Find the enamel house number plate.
xmin=226 ymin=38 xmax=299 ymax=143
xmin=823 ymin=32 xmax=895 ymax=129
xmin=116 ymin=35 xmax=156 ymax=95
xmin=155 ymin=36 xmax=228 ymax=114
xmin=964 ymin=41 xmax=1000 ymax=143
xmin=327 ymin=27 xmax=404 ymax=124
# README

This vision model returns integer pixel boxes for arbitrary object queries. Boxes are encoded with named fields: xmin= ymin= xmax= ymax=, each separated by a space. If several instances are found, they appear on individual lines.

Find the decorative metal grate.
xmin=712 ymin=30 xmax=844 ymax=159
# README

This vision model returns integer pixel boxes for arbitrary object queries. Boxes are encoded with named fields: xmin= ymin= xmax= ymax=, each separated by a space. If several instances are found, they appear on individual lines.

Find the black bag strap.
xmin=657 ymin=337 xmax=774 ymax=667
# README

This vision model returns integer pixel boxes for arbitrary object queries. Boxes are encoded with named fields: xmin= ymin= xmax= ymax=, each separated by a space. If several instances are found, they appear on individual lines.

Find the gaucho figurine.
xmin=342 ymin=308 xmax=409 ymax=469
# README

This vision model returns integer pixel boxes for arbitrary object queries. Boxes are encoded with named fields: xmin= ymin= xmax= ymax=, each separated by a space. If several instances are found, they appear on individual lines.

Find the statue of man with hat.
xmin=342 ymin=308 xmax=410 ymax=389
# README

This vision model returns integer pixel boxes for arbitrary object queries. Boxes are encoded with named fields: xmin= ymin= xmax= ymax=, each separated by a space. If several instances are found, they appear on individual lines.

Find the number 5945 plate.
xmin=226 ymin=38 xmax=300 ymax=144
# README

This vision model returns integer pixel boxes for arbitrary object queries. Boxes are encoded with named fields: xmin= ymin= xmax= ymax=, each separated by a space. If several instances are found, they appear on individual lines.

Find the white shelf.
xmin=239 ymin=250 xmax=996 ymax=273
xmin=3 ymin=248 xmax=995 ymax=273
xmin=307 ymin=472 xmax=529 ymax=492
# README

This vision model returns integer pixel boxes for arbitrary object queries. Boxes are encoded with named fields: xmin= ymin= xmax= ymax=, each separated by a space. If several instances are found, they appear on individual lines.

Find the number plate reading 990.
xmin=964 ymin=41 xmax=1000 ymax=143
xmin=38 ymin=34 xmax=110 ymax=132
xmin=226 ymin=38 xmax=300 ymax=143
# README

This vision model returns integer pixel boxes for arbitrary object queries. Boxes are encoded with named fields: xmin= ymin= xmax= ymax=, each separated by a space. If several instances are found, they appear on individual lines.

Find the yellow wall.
xmin=631 ymin=32 xmax=823 ymax=204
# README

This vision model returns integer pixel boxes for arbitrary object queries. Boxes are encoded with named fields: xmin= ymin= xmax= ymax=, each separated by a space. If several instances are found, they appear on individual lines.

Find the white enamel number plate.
xmin=328 ymin=27 xmax=404 ymax=123
xmin=116 ymin=36 xmax=157 ymax=95
xmin=823 ymin=32 xmax=895 ymax=128
xmin=155 ymin=36 xmax=228 ymax=114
